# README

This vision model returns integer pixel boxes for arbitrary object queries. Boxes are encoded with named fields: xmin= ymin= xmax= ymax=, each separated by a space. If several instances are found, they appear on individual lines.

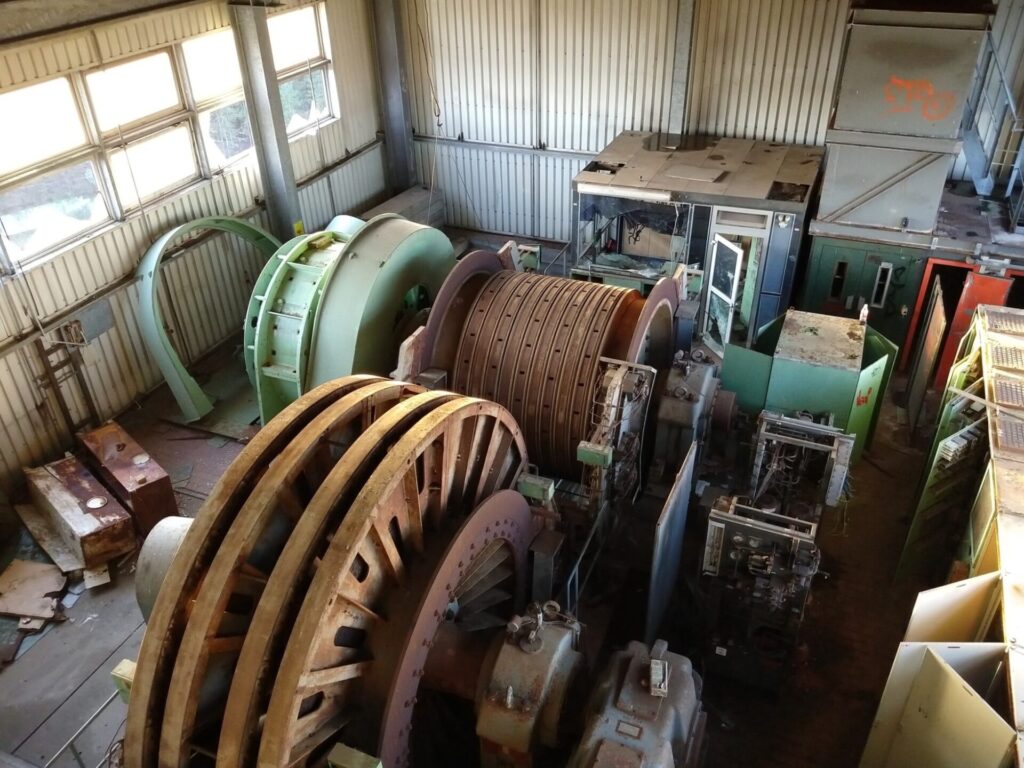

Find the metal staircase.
xmin=960 ymin=30 xmax=1024 ymax=232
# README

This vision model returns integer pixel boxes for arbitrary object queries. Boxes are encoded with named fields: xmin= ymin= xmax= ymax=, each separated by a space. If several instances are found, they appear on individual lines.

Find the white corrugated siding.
xmin=0 ymin=0 xmax=385 ymax=493
xmin=414 ymin=140 xmax=585 ymax=242
xmin=686 ymin=0 xmax=847 ymax=145
xmin=540 ymin=0 xmax=679 ymax=153
xmin=402 ymin=0 xmax=678 ymax=150
xmin=402 ymin=0 xmax=678 ymax=237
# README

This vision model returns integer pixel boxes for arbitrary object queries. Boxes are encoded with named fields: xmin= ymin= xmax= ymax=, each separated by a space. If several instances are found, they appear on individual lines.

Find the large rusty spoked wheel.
xmin=214 ymin=389 xmax=464 ymax=766
xmin=257 ymin=398 xmax=529 ymax=767
xmin=159 ymin=382 xmax=448 ymax=765
xmin=125 ymin=375 xmax=386 ymax=768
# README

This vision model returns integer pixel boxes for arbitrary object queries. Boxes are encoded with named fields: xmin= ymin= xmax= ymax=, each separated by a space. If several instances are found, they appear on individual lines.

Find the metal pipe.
xmin=43 ymin=691 xmax=119 ymax=768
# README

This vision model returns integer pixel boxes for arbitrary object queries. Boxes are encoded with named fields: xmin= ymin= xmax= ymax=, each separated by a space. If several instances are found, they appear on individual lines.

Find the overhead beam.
xmin=229 ymin=2 xmax=305 ymax=241
xmin=373 ymin=0 xmax=417 ymax=192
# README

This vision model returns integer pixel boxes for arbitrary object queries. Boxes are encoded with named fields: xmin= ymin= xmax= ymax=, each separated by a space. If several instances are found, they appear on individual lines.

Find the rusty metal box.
xmin=25 ymin=457 xmax=136 ymax=568
xmin=78 ymin=422 xmax=177 ymax=536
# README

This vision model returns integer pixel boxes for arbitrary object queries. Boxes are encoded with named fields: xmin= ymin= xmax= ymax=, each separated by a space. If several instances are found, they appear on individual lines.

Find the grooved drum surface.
xmin=451 ymin=272 xmax=636 ymax=477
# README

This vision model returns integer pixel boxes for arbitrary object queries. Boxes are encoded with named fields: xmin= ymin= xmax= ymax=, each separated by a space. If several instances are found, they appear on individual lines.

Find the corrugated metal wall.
xmin=400 ymin=0 xmax=679 ymax=239
xmin=402 ymin=0 xmax=849 ymax=239
xmin=0 ymin=0 xmax=386 ymax=493
xmin=686 ymin=0 xmax=848 ymax=145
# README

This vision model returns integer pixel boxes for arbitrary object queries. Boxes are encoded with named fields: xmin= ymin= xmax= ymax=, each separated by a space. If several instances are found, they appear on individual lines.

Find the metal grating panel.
xmin=992 ymin=344 xmax=1024 ymax=371
xmin=988 ymin=311 xmax=1024 ymax=335
xmin=997 ymin=413 xmax=1024 ymax=452
xmin=994 ymin=377 xmax=1024 ymax=408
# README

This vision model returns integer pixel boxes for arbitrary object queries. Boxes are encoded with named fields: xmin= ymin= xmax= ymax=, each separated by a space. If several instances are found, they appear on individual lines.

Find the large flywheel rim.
xmin=258 ymin=398 xmax=528 ymax=766
xmin=215 ymin=390 xmax=461 ymax=766
xmin=158 ymin=380 xmax=430 ymax=765
xmin=126 ymin=375 xmax=386 ymax=767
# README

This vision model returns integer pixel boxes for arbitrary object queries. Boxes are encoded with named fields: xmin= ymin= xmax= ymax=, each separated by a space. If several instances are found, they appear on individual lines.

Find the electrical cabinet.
xmin=800 ymin=237 xmax=926 ymax=347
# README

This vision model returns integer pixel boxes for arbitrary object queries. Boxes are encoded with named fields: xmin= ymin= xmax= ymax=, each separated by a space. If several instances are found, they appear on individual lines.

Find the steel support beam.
xmin=230 ymin=2 xmax=305 ymax=241
xmin=373 ymin=0 xmax=416 ymax=192
xmin=668 ymin=0 xmax=695 ymax=136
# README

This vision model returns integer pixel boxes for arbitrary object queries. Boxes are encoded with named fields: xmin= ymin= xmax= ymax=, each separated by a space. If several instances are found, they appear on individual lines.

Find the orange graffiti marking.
xmin=883 ymin=75 xmax=955 ymax=121
xmin=855 ymin=386 xmax=874 ymax=407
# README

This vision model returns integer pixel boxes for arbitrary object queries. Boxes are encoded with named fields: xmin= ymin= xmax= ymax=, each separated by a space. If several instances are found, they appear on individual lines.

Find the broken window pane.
xmin=279 ymin=68 xmax=331 ymax=135
xmin=0 ymin=160 xmax=109 ymax=261
xmin=200 ymin=100 xmax=253 ymax=168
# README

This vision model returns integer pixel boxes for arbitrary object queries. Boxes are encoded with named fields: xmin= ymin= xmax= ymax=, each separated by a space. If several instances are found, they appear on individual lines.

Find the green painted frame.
xmin=136 ymin=217 xmax=281 ymax=422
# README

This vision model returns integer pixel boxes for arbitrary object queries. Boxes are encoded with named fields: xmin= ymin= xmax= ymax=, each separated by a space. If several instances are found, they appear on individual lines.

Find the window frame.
xmin=83 ymin=49 xmax=187 ymax=138
xmin=870 ymin=261 xmax=895 ymax=309
xmin=275 ymin=60 xmax=335 ymax=138
xmin=0 ymin=1 xmax=337 ymax=270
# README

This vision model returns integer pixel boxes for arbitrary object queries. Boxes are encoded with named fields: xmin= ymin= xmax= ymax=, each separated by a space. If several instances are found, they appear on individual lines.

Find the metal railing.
xmin=961 ymin=30 xmax=1024 ymax=230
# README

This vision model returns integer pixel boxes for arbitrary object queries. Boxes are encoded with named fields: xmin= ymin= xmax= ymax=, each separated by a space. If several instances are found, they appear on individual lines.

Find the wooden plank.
xmin=83 ymin=565 xmax=111 ymax=589
xmin=13 ymin=504 xmax=85 ymax=574
xmin=0 ymin=560 xmax=65 ymax=620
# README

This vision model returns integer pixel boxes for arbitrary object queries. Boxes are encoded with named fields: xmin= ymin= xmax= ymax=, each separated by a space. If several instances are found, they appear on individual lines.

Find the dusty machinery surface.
xmin=245 ymin=214 xmax=455 ymax=423
xmin=696 ymin=410 xmax=854 ymax=687
xmin=125 ymin=376 xmax=706 ymax=767
xmin=409 ymin=253 xmax=712 ymax=625
xmin=136 ymin=213 xmax=455 ymax=428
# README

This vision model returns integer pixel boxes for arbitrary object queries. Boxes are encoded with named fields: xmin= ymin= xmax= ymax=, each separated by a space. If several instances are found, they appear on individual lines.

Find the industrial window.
xmin=870 ymin=262 xmax=894 ymax=308
xmin=85 ymin=53 xmax=181 ymax=133
xmin=0 ymin=160 xmax=109 ymax=262
xmin=109 ymin=126 xmax=199 ymax=208
xmin=268 ymin=6 xmax=322 ymax=70
xmin=182 ymin=30 xmax=243 ymax=103
xmin=830 ymin=261 xmax=848 ymax=299
xmin=0 ymin=2 xmax=337 ymax=268
xmin=0 ymin=79 xmax=87 ymax=176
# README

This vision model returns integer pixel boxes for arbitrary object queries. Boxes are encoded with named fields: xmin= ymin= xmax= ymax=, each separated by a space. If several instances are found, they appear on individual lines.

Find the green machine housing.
xmin=721 ymin=309 xmax=897 ymax=459
xmin=799 ymin=238 xmax=925 ymax=348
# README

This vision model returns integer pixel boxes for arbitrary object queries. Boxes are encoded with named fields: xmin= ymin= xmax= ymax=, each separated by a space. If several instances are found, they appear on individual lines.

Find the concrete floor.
xmin=0 ymin=346 xmax=931 ymax=767
xmin=0 ymin=352 xmax=246 ymax=767
xmin=701 ymin=391 xmax=930 ymax=768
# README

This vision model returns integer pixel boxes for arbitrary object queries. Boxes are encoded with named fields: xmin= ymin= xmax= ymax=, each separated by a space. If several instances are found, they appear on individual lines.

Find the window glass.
xmin=279 ymin=69 xmax=330 ymax=134
xmin=199 ymin=100 xmax=253 ymax=168
xmin=182 ymin=29 xmax=242 ymax=103
xmin=0 ymin=160 xmax=108 ymax=261
xmin=268 ymin=7 xmax=321 ymax=71
xmin=871 ymin=262 xmax=894 ymax=308
xmin=86 ymin=52 xmax=181 ymax=132
xmin=0 ymin=78 xmax=87 ymax=175
xmin=109 ymin=126 xmax=197 ymax=207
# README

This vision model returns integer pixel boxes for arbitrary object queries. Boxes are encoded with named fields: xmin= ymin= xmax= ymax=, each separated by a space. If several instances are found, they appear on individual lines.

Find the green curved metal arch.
xmin=136 ymin=217 xmax=281 ymax=422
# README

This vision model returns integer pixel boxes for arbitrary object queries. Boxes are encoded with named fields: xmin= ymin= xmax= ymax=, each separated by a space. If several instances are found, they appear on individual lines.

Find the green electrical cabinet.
xmin=800 ymin=237 xmax=926 ymax=348
xmin=721 ymin=309 xmax=896 ymax=459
